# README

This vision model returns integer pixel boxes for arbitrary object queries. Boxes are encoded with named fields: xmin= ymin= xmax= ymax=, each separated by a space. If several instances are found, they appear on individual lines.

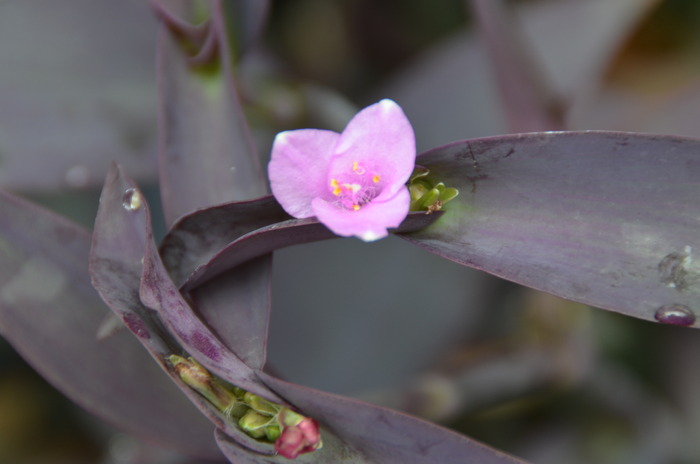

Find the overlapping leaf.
xmin=153 ymin=0 xmax=274 ymax=370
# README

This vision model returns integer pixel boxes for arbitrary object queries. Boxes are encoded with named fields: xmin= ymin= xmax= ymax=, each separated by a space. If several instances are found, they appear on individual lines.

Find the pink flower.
xmin=274 ymin=417 xmax=322 ymax=459
xmin=268 ymin=99 xmax=416 ymax=241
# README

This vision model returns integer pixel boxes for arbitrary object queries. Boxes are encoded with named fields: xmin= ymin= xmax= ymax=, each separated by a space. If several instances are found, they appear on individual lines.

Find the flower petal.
xmin=311 ymin=187 xmax=411 ymax=241
xmin=268 ymin=129 xmax=340 ymax=218
xmin=331 ymin=99 xmax=415 ymax=199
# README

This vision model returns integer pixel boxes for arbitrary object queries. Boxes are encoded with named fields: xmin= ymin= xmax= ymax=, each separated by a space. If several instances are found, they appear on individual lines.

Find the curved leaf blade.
xmin=159 ymin=195 xmax=288 ymax=370
xmin=181 ymin=211 xmax=444 ymax=291
xmin=404 ymin=131 xmax=700 ymax=326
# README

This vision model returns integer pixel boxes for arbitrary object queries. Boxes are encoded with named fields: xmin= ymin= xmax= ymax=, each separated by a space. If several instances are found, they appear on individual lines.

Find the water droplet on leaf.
xmin=122 ymin=188 xmax=142 ymax=211
xmin=654 ymin=304 xmax=696 ymax=326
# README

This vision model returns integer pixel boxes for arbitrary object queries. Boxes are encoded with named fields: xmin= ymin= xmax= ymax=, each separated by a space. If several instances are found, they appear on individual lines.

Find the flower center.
xmin=329 ymin=161 xmax=381 ymax=211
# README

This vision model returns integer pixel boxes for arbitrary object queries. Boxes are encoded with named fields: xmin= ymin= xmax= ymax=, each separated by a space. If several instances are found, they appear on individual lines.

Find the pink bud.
xmin=274 ymin=418 xmax=322 ymax=459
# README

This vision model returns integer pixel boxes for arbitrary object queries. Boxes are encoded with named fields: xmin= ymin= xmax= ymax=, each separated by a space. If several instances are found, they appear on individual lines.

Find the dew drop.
xmin=122 ymin=188 xmax=142 ymax=211
xmin=654 ymin=304 xmax=696 ymax=326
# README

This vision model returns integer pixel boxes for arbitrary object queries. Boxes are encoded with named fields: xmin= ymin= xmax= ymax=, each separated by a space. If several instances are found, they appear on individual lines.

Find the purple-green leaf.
xmin=153 ymin=0 xmax=275 ymax=372
xmin=403 ymin=131 xmax=700 ymax=326
xmin=0 ymin=189 xmax=218 ymax=459
xmin=154 ymin=0 xmax=267 ymax=227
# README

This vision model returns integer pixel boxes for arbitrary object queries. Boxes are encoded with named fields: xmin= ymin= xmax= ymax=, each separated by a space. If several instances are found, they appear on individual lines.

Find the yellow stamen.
xmin=352 ymin=161 xmax=365 ymax=175
xmin=372 ymin=175 xmax=380 ymax=183
xmin=331 ymin=179 xmax=342 ymax=196
xmin=352 ymin=204 xmax=361 ymax=211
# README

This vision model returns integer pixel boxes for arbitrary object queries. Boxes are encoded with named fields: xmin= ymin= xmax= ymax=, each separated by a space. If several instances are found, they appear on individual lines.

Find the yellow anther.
xmin=372 ymin=175 xmax=380 ymax=183
xmin=331 ymin=179 xmax=342 ymax=196
xmin=352 ymin=204 xmax=361 ymax=211
xmin=352 ymin=161 xmax=365 ymax=175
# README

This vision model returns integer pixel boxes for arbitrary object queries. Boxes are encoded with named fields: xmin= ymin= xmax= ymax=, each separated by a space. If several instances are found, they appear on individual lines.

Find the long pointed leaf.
xmin=403 ymin=131 xmax=700 ymax=326
xmin=154 ymin=0 xmax=266 ymax=226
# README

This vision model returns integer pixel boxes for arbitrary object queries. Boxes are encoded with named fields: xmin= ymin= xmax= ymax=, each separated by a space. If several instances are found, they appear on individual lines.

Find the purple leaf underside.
xmin=0 ymin=189 xmax=218 ymax=459
xmin=404 ymin=131 xmax=700 ymax=326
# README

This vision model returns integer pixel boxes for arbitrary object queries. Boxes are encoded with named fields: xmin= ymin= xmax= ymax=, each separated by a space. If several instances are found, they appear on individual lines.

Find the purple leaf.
xmin=403 ymin=131 xmax=700 ymax=326
xmin=255 ymin=373 xmax=528 ymax=463
xmin=159 ymin=195 xmax=288 ymax=369
xmin=182 ymin=211 xmax=443 ymax=292
xmin=90 ymin=163 xmax=284 ymax=456
xmin=160 ymin=195 xmax=287 ymax=286
xmin=468 ymin=0 xmax=564 ymax=132
xmin=0 ymin=189 xmax=218 ymax=459
xmin=153 ymin=0 xmax=275 ymax=372
xmin=154 ymin=0 xmax=267 ymax=227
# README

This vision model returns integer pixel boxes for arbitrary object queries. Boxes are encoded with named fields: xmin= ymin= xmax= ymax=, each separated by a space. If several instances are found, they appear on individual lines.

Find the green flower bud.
xmin=239 ymin=410 xmax=274 ymax=438
xmin=168 ymin=355 xmax=244 ymax=417
xmin=265 ymin=424 xmax=282 ymax=442
xmin=243 ymin=392 xmax=281 ymax=416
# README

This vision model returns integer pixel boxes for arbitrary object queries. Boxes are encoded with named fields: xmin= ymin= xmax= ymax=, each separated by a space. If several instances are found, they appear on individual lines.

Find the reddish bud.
xmin=274 ymin=417 xmax=322 ymax=459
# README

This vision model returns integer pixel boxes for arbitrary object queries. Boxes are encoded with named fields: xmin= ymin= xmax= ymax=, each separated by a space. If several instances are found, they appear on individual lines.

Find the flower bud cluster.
xmin=168 ymin=355 xmax=322 ymax=459
xmin=409 ymin=166 xmax=459 ymax=213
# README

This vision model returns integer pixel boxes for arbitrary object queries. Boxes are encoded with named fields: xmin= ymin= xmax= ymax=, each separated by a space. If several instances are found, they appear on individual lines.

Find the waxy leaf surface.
xmin=404 ymin=131 xmax=700 ymax=326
